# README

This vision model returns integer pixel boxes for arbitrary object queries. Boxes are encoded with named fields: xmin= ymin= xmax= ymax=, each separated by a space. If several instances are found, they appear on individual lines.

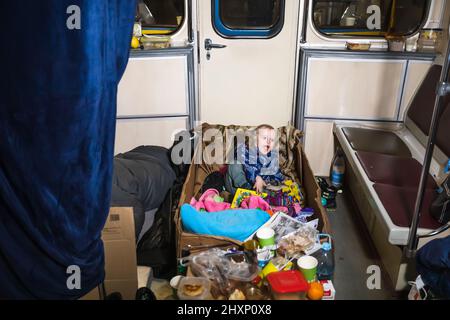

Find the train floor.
xmin=330 ymin=192 xmax=405 ymax=299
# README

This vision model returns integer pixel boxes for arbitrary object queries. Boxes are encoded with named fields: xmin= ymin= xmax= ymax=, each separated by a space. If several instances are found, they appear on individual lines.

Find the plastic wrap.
xmin=278 ymin=225 xmax=318 ymax=257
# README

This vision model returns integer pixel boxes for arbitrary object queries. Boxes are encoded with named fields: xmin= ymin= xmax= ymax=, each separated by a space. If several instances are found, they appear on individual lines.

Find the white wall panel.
xmin=117 ymin=57 xmax=189 ymax=117
xmin=304 ymin=120 xmax=335 ymax=176
xmin=114 ymin=117 xmax=187 ymax=155
xmin=399 ymin=61 xmax=433 ymax=120
xmin=305 ymin=58 xmax=405 ymax=120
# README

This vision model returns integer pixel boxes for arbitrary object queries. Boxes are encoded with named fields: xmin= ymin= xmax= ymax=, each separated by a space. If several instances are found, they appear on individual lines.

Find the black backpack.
xmin=431 ymin=176 xmax=450 ymax=224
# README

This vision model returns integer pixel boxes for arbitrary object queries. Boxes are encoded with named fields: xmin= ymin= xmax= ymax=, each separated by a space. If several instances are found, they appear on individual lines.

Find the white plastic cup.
xmin=343 ymin=17 xmax=356 ymax=26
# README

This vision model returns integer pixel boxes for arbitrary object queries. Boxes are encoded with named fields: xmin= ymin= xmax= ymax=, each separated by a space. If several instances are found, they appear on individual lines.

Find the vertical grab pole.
xmin=405 ymin=30 xmax=450 ymax=258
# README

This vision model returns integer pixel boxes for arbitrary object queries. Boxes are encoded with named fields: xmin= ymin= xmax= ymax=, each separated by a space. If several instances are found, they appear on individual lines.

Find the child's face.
xmin=257 ymin=128 xmax=275 ymax=155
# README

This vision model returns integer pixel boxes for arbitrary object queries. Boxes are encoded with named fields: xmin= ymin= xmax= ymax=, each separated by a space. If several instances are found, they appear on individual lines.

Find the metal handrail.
xmin=300 ymin=0 xmax=309 ymax=44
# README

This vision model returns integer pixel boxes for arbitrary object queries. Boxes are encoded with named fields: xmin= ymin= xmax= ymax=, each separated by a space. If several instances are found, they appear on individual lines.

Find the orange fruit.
xmin=307 ymin=281 xmax=324 ymax=300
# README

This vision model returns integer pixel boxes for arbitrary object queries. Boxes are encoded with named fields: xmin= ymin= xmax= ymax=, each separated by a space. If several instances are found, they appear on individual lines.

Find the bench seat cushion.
xmin=342 ymin=127 xmax=411 ymax=157
xmin=373 ymin=184 xmax=442 ymax=230
xmin=356 ymin=151 xmax=437 ymax=189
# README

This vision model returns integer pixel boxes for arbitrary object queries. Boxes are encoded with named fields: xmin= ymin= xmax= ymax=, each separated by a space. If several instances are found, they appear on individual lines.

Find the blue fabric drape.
xmin=0 ymin=1 xmax=135 ymax=299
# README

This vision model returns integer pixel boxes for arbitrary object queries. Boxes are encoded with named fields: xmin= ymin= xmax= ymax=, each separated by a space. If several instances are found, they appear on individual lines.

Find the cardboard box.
xmin=174 ymin=124 xmax=331 ymax=257
xmin=81 ymin=207 xmax=138 ymax=300
xmin=320 ymin=280 xmax=336 ymax=300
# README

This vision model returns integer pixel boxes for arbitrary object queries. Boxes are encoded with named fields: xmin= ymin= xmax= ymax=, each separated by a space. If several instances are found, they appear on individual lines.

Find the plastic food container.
xmin=224 ymin=251 xmax=260 ymax=282
xmin=417 ymin=29 xmax=443 ymax=53
xmin=346 ymin=42 xmax=371 ymax=51
xmin=267 ymin=270 xmax=309 ymax=300
xmin=386 ymin=35 xmax=405 ymax=52
xmin=140 ymin=36 xmax=170 ymax=49
xmin=177 ymin=277 xmax=212 ymax=300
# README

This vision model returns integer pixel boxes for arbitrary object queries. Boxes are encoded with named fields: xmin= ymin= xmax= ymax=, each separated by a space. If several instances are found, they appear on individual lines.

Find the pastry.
xmin=182 ymin=284 xmax=204 ymax=297
xmin=229 ymin=289 xmax=246 ymax=300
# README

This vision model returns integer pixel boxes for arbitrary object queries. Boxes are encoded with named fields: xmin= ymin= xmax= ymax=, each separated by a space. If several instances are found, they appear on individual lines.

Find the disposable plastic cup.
xmin=297 ymin=256 xmax=318 ymax=283
xmin=257 ymin=228 xmax=275 ymax=248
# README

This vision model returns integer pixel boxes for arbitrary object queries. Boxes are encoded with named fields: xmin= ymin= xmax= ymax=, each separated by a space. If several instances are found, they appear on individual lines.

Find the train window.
xmin=136 ymin=0 xmax=185 ymax=35
xmin=213 ymin=0 xmax=285 ymax=38
xmin=312 ymin=0 xmax=430 ymax=38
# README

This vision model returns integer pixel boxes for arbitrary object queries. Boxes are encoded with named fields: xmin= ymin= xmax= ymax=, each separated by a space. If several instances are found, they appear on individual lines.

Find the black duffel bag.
xmin=431 ymin=176 xmax=450 ymax=224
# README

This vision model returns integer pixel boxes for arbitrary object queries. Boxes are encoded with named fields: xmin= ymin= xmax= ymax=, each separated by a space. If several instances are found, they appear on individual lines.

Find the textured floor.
xmin=329 ymin=192 xmax=401 ymax=300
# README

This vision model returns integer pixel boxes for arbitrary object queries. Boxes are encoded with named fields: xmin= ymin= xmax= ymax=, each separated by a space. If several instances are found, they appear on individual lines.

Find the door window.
xmin=213 ymin=0 xmax=285 ymax=38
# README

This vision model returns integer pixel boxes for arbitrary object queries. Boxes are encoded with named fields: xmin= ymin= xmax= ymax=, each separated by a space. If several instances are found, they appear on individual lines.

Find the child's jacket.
xmin=238 ymin=146 xmax=284 ymax=184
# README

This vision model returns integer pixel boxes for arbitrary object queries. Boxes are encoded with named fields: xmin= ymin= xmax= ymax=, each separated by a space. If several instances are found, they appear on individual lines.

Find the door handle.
xmin=205 ymin=38 xmax=227 ymax=51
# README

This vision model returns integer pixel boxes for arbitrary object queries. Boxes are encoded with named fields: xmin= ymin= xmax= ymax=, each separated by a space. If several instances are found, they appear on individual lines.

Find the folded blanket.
xmin=181 ymin=204 xmax=270 ymax=242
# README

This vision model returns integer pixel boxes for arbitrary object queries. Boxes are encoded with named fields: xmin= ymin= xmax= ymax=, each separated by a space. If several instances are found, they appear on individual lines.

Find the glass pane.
xmin=312 ymin=0 xmax=429 ymax=38
xmin=219 ymin=0 xmax=282 ymax=29
xmin=136 ymin=0 xmax=185 ymax=34
xmin=389 ymin=0 xmax=428 ymax=35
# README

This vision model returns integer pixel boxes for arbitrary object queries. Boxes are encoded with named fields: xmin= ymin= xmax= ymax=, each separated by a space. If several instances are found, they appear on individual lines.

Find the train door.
xmin=197 ymin=0 xmax=300 ymax=127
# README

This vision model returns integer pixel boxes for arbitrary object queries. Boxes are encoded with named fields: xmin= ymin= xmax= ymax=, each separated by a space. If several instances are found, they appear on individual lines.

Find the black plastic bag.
xmin=431 ymin=176 xmax=450 ymax=224
xmin=136 ymin=189 xmax=177 ymax=279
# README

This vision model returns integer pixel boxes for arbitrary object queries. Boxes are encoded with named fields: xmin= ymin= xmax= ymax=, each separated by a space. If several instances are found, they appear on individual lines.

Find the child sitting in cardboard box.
xmin=225 ymin=124 xmax=284 ymax=194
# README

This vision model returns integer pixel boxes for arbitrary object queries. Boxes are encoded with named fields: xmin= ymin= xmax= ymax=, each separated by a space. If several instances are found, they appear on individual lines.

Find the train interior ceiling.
xmin=1 ymin=0 xmax=450 ymax=301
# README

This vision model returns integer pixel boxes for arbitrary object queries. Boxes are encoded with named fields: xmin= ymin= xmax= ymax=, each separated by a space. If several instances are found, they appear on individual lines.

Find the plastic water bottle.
xmin=438 ymin=159 xmax=450 ymax=193
xmin=330 ymin=150 xmax=345 ymax=189
xmin=315 ymin=237 xmax=334 ymax=280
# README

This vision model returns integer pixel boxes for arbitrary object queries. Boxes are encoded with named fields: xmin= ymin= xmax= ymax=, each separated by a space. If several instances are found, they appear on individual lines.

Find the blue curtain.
xmin=0 ymin=1 xmax=136 ymax=299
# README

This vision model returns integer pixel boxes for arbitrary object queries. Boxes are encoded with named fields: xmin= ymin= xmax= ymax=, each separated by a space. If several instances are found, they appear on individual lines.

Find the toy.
xmin=231 ymin=188 xmax=267 ymax=209
xmin=264 ymin=180 xmax=306 ymax=216
xmin=282 ymin=180 xmax=304 ymax=203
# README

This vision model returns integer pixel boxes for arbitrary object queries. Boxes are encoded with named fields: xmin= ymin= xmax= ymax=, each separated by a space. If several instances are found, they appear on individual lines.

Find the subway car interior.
xmin=0 ymin=0 xmax=449 ymax=302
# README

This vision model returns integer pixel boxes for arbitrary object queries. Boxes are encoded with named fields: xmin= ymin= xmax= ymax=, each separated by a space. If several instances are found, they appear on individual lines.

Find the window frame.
xmin=211 ymin=0 xmax=286 ymax=39
xmin=310 ymin=0 xmax=432 ymax=40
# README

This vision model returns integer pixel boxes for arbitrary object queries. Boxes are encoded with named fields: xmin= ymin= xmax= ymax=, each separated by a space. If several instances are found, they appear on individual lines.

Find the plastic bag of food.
xmin=187 ymin=248 xmax=261 ymax=299
xmin=223 ymin=251 xmax=260 ymax=282
xmin=188 ymin=249 xmax=232 ymax=297
xmin=278 ymin=225 xmax=318 ymax=257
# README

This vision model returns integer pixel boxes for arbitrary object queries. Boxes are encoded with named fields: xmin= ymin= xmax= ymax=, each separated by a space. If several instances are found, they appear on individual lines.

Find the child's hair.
xmin=256 ymin=124 xmax=275 ymax=133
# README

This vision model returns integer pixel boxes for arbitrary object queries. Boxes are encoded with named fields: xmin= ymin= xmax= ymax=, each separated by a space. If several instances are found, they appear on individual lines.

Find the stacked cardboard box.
xmin=81 ymin=207 xmax=138 ymax=300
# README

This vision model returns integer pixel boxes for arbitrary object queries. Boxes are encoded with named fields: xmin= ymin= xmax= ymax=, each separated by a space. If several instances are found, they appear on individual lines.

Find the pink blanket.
xmin=190 ymin=189 xmax=231 ymax=212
